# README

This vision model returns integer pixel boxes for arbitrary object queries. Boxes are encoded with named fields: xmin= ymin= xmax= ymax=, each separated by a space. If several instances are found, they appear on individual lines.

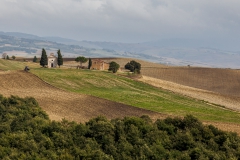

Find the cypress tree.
xmin=40 ymin=48 xmax=48 ymax=67
xmin=57 ymin=49 xmax=63 ymax=68
xmin=33 ymin=56 xmax=37 ymax=62
xmin=88 ymin=58 xmax=92 ymax=69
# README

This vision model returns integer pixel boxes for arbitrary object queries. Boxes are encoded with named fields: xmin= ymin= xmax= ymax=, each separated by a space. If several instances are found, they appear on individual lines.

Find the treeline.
xmin=0 ymin=95 xmax=240 ymax=159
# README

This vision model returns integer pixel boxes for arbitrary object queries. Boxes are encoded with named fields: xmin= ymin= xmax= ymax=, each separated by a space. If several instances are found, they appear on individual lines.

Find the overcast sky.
xmin=1 ymin=0 xmax=240 ymax=46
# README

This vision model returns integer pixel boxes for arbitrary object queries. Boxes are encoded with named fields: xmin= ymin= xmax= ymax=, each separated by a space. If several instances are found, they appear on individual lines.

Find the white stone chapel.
xmin=48 ymin=53 xmax=58 ymax=68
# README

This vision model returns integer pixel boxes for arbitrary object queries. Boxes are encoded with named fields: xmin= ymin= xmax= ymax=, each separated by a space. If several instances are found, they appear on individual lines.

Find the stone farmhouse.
xmin=90 ymin=59 xmax=109 ymax=70
xmin=48 ymin=53 xmax=57 ymax=68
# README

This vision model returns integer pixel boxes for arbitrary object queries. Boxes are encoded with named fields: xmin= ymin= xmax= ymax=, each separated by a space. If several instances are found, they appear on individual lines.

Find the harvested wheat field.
xmin=0 ymin=70 xmax=163 ymax=122
xmin=102 ymin=58 xmax=166 ymax=68
xmin=63 ymin=57 xmax=166 ymax=69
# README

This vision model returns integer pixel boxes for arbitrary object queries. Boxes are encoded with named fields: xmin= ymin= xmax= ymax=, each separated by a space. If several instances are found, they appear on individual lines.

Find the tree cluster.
xmin=2 ymin=53 xmax=7 ymax=59
xmin=1 ymin=53 xmax=11 ymax=60
xmin=125 ymin=60 xmax=141 ymax=74
xmin=1 ymin=95 xmax=240 ymax=159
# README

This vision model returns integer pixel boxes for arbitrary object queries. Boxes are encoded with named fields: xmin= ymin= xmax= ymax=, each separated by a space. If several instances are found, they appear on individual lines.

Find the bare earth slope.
xmin=0 ymin=71 xmax=162 ymax=122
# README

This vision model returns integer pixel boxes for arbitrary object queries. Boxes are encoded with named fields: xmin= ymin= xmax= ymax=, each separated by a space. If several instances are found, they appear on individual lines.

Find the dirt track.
xmin=0 ymin=71 xmax=163 ymax=122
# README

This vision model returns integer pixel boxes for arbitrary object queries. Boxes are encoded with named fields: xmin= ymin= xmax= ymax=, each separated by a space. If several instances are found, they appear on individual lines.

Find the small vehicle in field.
xmin=24 ymin=66 xmax=30 ymax=72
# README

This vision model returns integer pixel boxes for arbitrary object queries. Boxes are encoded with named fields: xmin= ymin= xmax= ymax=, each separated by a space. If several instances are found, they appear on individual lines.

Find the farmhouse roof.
xmin=93 ymin=59 xmax=104 ymax=62
xmin=48 ymin=53 xmax=56 ymax=58
xmin=92 ymin=59 xmax=108 ymax=63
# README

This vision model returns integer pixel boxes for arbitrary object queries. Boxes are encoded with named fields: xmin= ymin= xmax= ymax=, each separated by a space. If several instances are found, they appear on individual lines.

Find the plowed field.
xmin=141 ymin=67 xmax=240 ymax=97
xmin=0 ymin=71 xmax=163 ymax=122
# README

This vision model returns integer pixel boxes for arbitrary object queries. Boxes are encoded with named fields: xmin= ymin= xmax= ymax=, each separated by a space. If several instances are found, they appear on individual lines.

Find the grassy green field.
xmin=30 ymin=67 xmax=240 ymax=123
xmin=0 ymin=59 xmax=26 ymax=70
xmin=0 ymin=59 xmax=39 ymax=71
xmin=1 ymin=59 xmax=240 ymax=124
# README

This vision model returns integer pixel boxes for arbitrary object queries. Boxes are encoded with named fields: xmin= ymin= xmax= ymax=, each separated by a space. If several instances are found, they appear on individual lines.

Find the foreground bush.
xmin=0 ymin=95 xmax=240 ymax=159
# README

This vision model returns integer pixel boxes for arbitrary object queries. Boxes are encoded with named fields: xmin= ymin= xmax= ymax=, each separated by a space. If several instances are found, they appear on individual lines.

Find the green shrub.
xmin=1 ymin=94 xmax=240 ymax=159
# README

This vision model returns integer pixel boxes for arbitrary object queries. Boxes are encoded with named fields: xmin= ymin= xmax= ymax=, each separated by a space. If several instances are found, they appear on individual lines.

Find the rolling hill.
xmin=0 ymin=70 xmax=162 ymax=122
xmin=1 ymin=58 xmax=240 ymax=134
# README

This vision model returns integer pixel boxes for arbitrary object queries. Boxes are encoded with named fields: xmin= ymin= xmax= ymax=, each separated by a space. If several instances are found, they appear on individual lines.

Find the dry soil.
xmin=0 ymin=70 xmax=164 ymax=123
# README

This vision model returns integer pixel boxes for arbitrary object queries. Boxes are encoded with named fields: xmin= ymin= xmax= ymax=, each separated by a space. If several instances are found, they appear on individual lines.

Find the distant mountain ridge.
xmin=0 ymin=31 xmax=240 ymax=68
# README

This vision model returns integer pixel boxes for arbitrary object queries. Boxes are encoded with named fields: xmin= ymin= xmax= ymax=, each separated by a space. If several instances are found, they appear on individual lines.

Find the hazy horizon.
xmin=1 ymin=0 xmax=240 ymax=51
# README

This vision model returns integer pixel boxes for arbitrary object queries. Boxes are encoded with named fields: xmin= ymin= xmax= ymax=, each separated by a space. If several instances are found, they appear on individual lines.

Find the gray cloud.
xmin=0 ymin=0 xmax=240 ymax=46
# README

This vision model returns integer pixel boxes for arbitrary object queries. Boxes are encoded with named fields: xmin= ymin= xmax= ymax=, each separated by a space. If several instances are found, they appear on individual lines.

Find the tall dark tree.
xmin=88 ymin=58 xmax=92 ymax=69
xmin=33 ymin=56 xmax=37 ymax=62
xmin=75 ymin=56 xmax=87 ymax=67
xmin=57 ymin=49 xmax=63 ymax=68
xmin=6 ymin=55 xmax=9 ymax=60
xmin=40 ymin=48 xmax=48 ymax=67
xmin=125 ymin=60 xmax=141 ymax=74
xmin=108 ymin=61 xmax=120 ymax=73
